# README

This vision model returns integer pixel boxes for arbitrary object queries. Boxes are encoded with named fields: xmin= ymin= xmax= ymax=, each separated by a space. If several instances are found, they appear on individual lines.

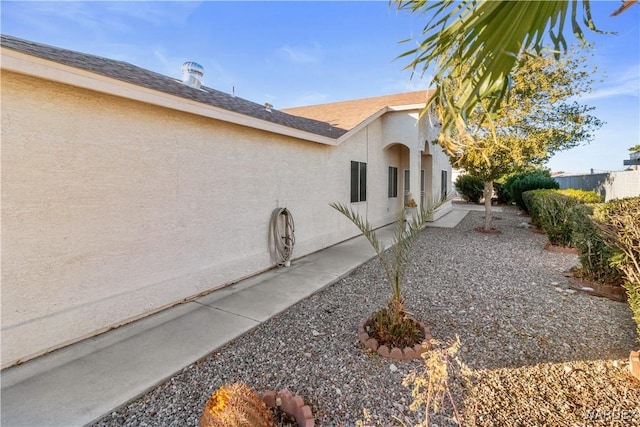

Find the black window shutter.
xmin=359 ymin=162 xmax=367 ymax=202
xmin=351 ymin=161 xmax=359 ymax=202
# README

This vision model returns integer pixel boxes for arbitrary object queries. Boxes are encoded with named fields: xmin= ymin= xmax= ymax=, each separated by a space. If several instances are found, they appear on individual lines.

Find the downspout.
xmin=366 ymin=126 xmax=369 ymax=219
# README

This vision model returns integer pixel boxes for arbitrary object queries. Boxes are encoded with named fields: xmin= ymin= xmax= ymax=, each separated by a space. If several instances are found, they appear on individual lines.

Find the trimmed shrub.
xmin=507 ymin=172 xmax=559 ymax=211
xmin=569 ymin=204 xmax=623 ymax=286
xmin=454 ymin=174 xmax=484 ymax=204
xmin=538 ymin=192 xmax=578 ymax=247
xmin=493 ymin=182 xmax=510 ymax=205
xmin=595 ymin=197 xmax=640 ymax=340
xmin=558 ymin=189 xmax=603 ymax=204
xmin=522 ymin=189 xmax=556 ymax=229
xmin=524 ymin=189 xmax=608 ymax=248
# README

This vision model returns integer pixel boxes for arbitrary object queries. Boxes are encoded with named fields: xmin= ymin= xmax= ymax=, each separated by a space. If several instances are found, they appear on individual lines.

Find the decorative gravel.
xmin=91 ymin=206 xmax=639 ymax=427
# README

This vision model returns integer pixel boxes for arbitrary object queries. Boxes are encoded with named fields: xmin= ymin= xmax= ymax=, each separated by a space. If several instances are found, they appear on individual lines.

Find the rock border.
xmin=357 ymin=318 xmax=431 ymax=360
xmin=544 ymin=242 xmax=579 ymax=254
xmin=262 ymin=389 xmax=314 ymax=427
xmin=568 ymin=276 xmax=626 ymax=302
xmin=630 ymin=351 xmax=640 ymax=382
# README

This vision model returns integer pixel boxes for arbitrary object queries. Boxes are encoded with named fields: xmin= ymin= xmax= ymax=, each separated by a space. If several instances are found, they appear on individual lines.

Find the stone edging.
xmin=544 ymin=242 xmax=579 ymax=254
xmin=630 ymin=351 xmax=640 ymax=382
xmin=357 ymin=318 xmax=431 ymax=360
xmin=263 ymin=389 xmax=314 ymax=427
xmin=568 ymin=276 xmax=626 ymax=302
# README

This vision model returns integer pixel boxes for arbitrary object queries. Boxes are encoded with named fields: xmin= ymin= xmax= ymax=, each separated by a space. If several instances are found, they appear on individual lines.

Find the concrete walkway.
xmin=0 ymin=204 xmax=483 ymax=427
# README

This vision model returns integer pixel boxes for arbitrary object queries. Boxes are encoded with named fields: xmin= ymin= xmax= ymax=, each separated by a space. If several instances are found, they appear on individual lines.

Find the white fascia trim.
xmin=0 ymin=48 xmax=339 ymax=146
xmin=335 ymin=102 xmax=429 ymax=143
xmin=388 ymin=103 xmax=427 ymax=112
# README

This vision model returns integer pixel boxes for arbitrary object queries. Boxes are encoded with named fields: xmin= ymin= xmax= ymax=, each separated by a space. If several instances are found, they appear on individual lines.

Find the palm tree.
xmin=331 ymin=197 xmax=444 ymax=347
xmin=394 ymin=0 xmax=637 ymax=139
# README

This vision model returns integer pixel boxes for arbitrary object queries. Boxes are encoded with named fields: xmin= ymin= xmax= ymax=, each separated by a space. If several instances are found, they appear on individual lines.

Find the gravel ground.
xmin=91 ymin=206 xmax=639 ymax=427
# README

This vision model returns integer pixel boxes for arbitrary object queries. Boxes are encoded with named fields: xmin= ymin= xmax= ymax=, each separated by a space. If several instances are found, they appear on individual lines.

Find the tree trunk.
xmin=484 ymin=180 xmax=493 ymax=231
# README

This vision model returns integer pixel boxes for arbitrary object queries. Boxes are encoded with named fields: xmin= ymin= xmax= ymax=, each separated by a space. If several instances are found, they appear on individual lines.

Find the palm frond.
xmin=331 ymin=194 xmax=448 ymax=305
xmin=394 ymin=0 xmax=610 ymax=138
xmin=330 ymin=202 xmax=395 ymax=285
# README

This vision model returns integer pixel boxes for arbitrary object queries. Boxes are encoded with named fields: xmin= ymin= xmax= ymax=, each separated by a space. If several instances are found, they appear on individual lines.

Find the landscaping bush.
xmin=524 ymin=189 xmax=607 ymax=248
xmin=558 ymin=189 xmax=602 ymax=204
xmin=538 ymin=192 xmax=578 ymax=247
xmin=493 ymin=182 xmax=511 ymax=205
xmin=522 ymin=189 xmax=555 ymax=229
xmin=595 ymin=197 xmax=640 ymax=340
xmin=454 ymin=174 xmax=484 ymax=204
xmin=506 ymin=172 xmax=559 ymax=211
xmin=569 ymin=203 xmax=623 ymax=286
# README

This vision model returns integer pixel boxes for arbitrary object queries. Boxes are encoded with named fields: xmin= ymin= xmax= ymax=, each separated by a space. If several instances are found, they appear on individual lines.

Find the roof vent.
xmin=181 ymin=61 xmax=204 ymax=89
xmin=265 ymin=102 xmax=273 ymax=112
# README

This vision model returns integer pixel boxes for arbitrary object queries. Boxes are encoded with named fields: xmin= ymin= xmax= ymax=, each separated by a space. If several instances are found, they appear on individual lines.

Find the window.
xmin=421 ymin=169 xmax=426 ymax=207
xmin=351 ymin=161 xmax=367 ymax=202
xmin=441 ymin=170 xmax=448 ymax=199
xmin=403 ymin=169 xmax=410 ymax=204
xmin=388 ymin=166 xmax=398 ymax=198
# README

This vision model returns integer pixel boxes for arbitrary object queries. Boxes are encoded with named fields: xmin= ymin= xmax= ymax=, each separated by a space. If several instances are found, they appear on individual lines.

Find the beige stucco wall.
xmin=381 ymin=111 xmax=453 ymax=219
xmin=1 ymin=71 xmax=445 ymax=367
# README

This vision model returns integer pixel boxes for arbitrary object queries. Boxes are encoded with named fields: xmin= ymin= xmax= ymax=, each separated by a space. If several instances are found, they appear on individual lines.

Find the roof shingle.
xmin=0 ymin=34 xmax=347 ymax=139
xmin=1 ymin=34 xmax=434 ymax=140
xmin=282 ymin=90 xmax=434 ymax=131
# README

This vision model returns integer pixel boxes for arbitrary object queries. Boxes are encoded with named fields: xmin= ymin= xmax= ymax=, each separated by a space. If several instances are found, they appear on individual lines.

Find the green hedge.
xmin=455 ymin=174 xmax=484 ymax=204
xmin=570 ymin=204 xmax=623 ymax=286
xmin=523 ymin=189 xmax=576 ymax=246
xmin=523 ymin=189 xmax=603 ymax=243
xmin=506 ymin=173 xmax=559 ymax=211
xmin=522 ymin=189 xmax=555 ymax=229
xmin=539 ymin=192 xmax=578 ymax=247
xmin=595 ymin=197 xmax=640 ymax=340
xmin=524 ymin=192 xmax=639 ymax=340
xmin=557 ymin=189 xmax=603 ymax=204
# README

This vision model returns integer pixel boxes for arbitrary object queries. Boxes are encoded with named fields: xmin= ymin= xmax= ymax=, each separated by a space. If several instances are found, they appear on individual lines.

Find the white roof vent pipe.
xmin=181 ymin=61 xmax=204 ymax=89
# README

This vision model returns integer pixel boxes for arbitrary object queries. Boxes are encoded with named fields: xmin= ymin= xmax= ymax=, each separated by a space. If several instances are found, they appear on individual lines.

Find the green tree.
xmin=440 ymin=47 xmax=603 ymax=231
xmin=394 ymin=0 xmax=635 ymax=142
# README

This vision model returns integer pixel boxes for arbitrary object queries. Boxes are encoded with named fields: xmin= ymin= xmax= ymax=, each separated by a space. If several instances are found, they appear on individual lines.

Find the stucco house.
xmin=0 ymin=34 xmax=452 ymax=369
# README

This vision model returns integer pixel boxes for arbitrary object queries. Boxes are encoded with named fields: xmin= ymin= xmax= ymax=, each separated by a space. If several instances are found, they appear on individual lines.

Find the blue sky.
xmin=2 ymin=1 xmax=638 ymax=174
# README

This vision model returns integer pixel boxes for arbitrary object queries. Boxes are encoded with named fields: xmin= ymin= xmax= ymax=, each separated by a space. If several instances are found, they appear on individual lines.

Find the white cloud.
xmin=579 ymin=64 xmax=639 ymax=100
xmin=103 ymin=2 xmax=202 ymax=26
xmin=275 ymin=43 xmax=321 ymax=64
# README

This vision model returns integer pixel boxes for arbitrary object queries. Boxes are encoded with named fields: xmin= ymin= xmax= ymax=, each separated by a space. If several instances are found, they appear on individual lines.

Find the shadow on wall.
xmin=554 ymin=173 xmax=608 ymax=200
xmin=554 ymin=171 xmax=639 ymax=202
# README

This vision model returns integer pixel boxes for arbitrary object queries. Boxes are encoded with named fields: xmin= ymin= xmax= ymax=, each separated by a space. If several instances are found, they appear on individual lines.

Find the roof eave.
xmin=334 ymin=102 xmax=428 ymax=144
xmin=0 ymin=47 xmax=339 ymax=146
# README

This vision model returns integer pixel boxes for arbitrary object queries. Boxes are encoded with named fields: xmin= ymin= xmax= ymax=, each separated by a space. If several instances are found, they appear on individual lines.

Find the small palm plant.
xmin=331 ymin=196 xmax=445 ymax=348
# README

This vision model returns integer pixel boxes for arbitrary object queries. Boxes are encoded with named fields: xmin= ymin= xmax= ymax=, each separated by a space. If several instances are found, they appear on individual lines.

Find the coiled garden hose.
xmin=271 ymin=208 xmax=295 ymax=267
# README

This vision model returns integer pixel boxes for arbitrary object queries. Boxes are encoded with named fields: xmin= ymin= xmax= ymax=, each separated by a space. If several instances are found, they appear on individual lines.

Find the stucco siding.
xmin=1 ymin=72 xmax=363 ymax=367
xmin=1 ymin=70 xmax=448 ymax=368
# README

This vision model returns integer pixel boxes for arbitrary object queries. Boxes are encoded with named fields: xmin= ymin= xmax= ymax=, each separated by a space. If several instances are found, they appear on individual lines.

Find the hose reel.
xmin=271 ymin=208 xmax=295 ymax=267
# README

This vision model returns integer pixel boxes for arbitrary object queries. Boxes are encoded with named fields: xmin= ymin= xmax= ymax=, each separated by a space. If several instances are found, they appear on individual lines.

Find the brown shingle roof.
xmin=282 ymin=90 xmax=434 ymax=131
xmin=0 ymin=34 xmax=347 ymax=139
xmin=2 ymin=34 xmax=434 ymax=141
